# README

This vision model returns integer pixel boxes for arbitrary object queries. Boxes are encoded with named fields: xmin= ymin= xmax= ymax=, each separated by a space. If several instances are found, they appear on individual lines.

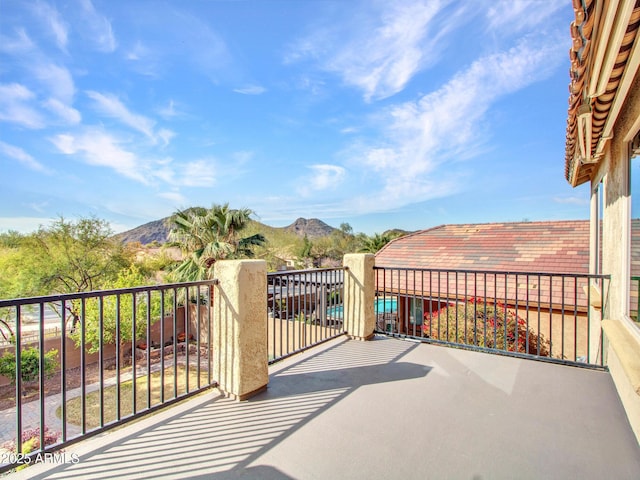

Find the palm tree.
xmin=358 ymin=233 xmax=392 ymax=254
xmin=168 ymin=204 xmax=266 ymax=281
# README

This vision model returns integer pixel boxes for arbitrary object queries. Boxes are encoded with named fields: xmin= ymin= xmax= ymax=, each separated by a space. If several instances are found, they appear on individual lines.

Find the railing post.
xmin=343 ymin=254 xmax=375 ymax=340
xmin=212 ymin=260 xmax=268 ymax=400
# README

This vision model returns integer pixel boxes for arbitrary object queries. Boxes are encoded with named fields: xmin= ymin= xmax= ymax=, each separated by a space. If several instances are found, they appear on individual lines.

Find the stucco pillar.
xmin=343 ymin=253 xmax=375 ymax=340
xmin=212 ymin=260 xmax=268 ymax=400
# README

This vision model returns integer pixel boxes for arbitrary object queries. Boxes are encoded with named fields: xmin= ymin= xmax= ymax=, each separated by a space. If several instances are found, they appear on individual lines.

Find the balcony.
xmin=12 ymin=334 xmax=640 ymax=479
xmin=1 ymin=255 xmax=640 ymax=478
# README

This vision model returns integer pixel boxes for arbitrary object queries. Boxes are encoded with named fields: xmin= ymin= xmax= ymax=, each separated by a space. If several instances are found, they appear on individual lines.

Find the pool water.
xmin=326 ymin=297 xmax=397 ymax=317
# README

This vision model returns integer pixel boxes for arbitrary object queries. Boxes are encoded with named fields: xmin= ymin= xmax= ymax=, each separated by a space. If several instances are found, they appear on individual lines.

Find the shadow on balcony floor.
xmin=14 ymin=335 xmax=640 ymax=480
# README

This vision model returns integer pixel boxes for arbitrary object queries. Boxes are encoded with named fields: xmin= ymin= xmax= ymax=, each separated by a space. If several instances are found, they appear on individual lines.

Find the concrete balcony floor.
xmin=16 ymin=335 xmax=640 ymax=480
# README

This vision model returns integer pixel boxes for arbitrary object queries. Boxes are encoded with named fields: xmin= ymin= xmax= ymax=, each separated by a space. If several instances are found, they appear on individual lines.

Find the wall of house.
xmin=396 ymin=296 xmax=593 ymax=362
xmin=595 ymin=69 xmax=640 ymax=443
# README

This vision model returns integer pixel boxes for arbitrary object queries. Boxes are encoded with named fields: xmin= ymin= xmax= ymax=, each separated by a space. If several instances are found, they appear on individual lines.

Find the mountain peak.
xmin=285 ymin=218 xmax=336 ymax=239
xmin=116 ymin=215 xmax=339 ymax=245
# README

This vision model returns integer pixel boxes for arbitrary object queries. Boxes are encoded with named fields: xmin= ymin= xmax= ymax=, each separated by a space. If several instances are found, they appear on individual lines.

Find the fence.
xmin=374 ymin=267 xmax=610 ymax=368
xmin=267 ymin=268 xmax=345 ymax=363
xmin=0 ymin=280 xmax=216 ymax=473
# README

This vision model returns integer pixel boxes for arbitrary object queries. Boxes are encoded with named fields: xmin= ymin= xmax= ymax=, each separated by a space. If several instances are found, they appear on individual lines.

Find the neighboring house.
xmin=375 ymin=220 xmax=590 ymax=272
xmin=374 ymin=221 xmax=598 ymax=360
xmin=267 ymin=270 xmax=344 ymax=323
xmin=564 ymin=0 xmax=640 ymax=440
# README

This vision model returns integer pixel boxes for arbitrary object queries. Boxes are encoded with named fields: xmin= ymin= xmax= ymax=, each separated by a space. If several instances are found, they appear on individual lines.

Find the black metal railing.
xmin=0 ymin=280 xmax=216 ymax=473
xmin=267 ymin=268 xmax=345 ymax=363
xmin=374 ymin=267 xmax=609 ymax=368
xmin=631 ymin=276 xmax=640 ymax=322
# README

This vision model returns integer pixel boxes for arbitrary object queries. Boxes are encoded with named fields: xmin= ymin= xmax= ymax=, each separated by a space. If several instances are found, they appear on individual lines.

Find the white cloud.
xmin=79 ymin=0 xmax=117 ymax=52
xmin=0 ymin=141 xmax=50 ymax=173
xmin=177 ymin=160 xmax=216 ymax=187
xmin=157 ymin=128 xmax=175 ymax=147
xmin=31 ymin=63 xmax=75 ymax=103
xmin=32 ymin=0 xmax=69 ymax=51
xmin=43 ymin=98 xmax=81 ymax=124
xmin=158 ymin=191 xmax=187 ymax=204
xmin=124 ymin=40 xmax=163 ymax=77
xmin=304 ymin=164 xmax=346 ymax=193
xmin=288 ymin=0 xmax=456 ymax=101
xmin=51 ymin=129 xmax=149 ymax=184
xmin=49 ymin=127 xmax=215 ymax=189
xmin=125 ymin=41 xmax=149 ymax=61
xmin=233 ymin=85 xmax=267 ymax=95
xmin=86 ymin=91 xmax=170 ymax=144
xmin=157 ymin=100 xmax=181 ymax=119
xmin=486 ymin=0 xmax=566 ymax=33
xmin=0 ymin=28 xmax=35 ymax=54
xmin=349 ymin=35 xmax=565 ymax=210
xmin=0 ymin=217 xmax=55 ymax=234
xmin=1 ymin=30 xmax=76 ymax=105
xmin=0 ymin=83 xmax=45 ymax=129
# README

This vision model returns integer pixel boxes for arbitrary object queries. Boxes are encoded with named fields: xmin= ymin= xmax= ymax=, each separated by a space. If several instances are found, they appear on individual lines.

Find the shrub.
xmin=1 ymin=426 xmax=60 ymax=452
xmin=423 ymin=298 xmax=550 ymax=356
xmin=1 ymin=426 xmax=60 ymax=470
xmin=0 ymin=347 xmax=59 ymax=384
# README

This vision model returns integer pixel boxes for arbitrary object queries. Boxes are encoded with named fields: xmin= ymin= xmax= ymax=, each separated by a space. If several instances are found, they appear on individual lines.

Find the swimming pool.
xmin=326 ymin=297 xmax=397 ymax=318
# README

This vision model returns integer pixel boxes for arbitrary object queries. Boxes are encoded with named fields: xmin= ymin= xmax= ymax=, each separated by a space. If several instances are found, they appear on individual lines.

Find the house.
xmin=267 ymin=269 xmax=344 ymax=322
xmin=374 ymin=221 xmax=601 ymax=361
xmin=375 ymin=220 xmax=590 ymax=273
xmin=564 ymin=0 xmax=640 ymax=439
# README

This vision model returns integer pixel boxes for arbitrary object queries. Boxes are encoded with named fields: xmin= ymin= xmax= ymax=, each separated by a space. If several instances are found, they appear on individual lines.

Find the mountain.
xmin=383 ymin=228 xmax=413 ymax=239
xmin=115 ymin=218 xmax=171 ymax=245
xmin=116 ymin=216 xmax=338 ymax=245
xmin=283 ymin=218 xmax=337 ymax=239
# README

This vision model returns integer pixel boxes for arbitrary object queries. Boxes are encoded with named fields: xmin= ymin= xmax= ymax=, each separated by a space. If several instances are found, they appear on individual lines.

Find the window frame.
xmin=626 ymin=131 xmax=640 ymax=334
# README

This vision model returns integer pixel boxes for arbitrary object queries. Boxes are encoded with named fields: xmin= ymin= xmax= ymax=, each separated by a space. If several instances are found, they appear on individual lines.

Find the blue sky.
xmin=0 ymin=0 xmax=589 ymax=236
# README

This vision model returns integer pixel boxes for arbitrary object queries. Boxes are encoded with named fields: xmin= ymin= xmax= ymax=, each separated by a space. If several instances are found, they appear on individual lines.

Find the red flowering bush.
xmin=1 ymin=426 xmax=59 ymax=452
xmin=422 ymin=298 xmax=550 ymax=356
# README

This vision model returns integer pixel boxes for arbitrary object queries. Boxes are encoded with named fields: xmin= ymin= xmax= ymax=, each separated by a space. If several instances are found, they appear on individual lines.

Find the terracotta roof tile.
xmin=376 ymin=220 xmax=590 ymax=274
xmin=565 ymin=1 xmax=640 ymax=186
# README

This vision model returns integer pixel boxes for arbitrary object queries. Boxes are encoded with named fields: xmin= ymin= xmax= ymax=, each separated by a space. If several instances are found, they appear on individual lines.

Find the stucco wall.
xmin=343 ymin=254 xmax=375 ymax=340
xmin=593 ymin=68 xmax=640 ymax=443
xmin=212 ymin=260 xmax=268 ymax=400
xmin=0 ymin=311 xmax=194 ymax=387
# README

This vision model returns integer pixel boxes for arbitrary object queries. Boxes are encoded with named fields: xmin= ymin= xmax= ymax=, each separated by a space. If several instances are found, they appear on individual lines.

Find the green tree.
xmin=0 ymin=244 xmax=30 ymax=341
xmin=358 ymin=233 xmax=392 ymax=253
xmin=339 ymin=223 xmax=353 ymax=236
xmin=26 ymin=216 xmax=131 ymax=294
xmin=295 ymin=235 xmax=314 ymax=267
xmin=0 ymin=216 xmax=135 ymax=336
xmin=324 ymin=223 xmax=358 ymax=261
xmin=168 ymin=204 xmax=266 ymax=281
xmin=0 ymin=230 xmax=25 ymax=248
xmin=73 ymin=265 xmax=169 ymax=353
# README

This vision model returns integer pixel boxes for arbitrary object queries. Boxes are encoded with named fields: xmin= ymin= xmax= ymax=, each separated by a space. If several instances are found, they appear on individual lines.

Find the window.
xmin=409 ymin=297 xmax=423 ymax=326
xmin=630 ymin=132 xmax=640 ymax=323
xmin=595 ymin=181 xmax=603 ymax=276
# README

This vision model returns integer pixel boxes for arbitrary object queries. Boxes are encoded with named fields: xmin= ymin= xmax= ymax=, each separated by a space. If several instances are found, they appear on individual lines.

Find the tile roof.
xmin=374 ymin=221 xmax=600 ymax=310
xmin=565 ymin=0 xmax=640 ymax=186
xmin=375 ymin=220 xmax=590 ymax=274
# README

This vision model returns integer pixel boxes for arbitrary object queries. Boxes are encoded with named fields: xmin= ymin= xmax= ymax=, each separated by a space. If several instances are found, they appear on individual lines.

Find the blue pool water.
xmin=326 ymin=297 xmax=397 ymax=317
